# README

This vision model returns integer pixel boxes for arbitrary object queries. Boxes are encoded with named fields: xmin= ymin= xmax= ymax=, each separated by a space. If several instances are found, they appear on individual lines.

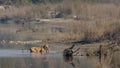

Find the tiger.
xmin=30 ymin=44 xmax=49 ymax=54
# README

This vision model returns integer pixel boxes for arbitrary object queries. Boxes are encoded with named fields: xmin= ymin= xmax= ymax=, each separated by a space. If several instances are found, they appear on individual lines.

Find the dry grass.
xmin=0 ymin=2 xmax=120 ymax=43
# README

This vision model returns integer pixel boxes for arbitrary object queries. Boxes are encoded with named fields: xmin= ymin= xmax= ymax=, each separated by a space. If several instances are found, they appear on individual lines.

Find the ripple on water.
xmin=0 ymin=49 xmax=61 ymax=57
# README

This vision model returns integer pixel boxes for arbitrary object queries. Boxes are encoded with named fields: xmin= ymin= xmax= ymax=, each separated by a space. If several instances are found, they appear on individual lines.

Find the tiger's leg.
xmin=46 ymin=48 xmax=49 ymax=54
xmin=40 ymin=48 xmax=45 ymax=54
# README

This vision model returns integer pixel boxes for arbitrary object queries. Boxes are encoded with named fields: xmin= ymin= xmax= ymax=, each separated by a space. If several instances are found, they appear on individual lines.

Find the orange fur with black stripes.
xmin=30 ymin=44 xmax=49 ymax=54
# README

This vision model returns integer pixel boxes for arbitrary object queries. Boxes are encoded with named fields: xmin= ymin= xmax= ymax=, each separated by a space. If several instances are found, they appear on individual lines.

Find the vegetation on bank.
xmin=0 ymin=0 xmax=120 ymax=5
xmin=0 ymin=0 xmax=120 ymax=44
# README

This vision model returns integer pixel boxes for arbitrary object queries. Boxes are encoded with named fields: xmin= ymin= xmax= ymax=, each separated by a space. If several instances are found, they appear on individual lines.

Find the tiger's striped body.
xmin=30 ymin=44 xmax=49 ymax=54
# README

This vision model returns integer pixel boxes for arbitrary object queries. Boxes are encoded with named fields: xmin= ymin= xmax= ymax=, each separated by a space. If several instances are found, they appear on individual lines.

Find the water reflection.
xmin=87 ymin=56 xmax=110 ymax=68
xmin=63 ymin=56 xmax=75 ymax=67
xmin=87 ymin=52 xmax=120 ymax=68
xmin=0 ymin=49 xmax=119 ymax=68
xmin=63 ymin=52 xmax=120 ymax=68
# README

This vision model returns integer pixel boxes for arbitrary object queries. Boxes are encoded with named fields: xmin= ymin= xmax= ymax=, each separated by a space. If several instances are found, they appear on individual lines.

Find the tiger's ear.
xmin=45 ymin=44 xmax=48 ymax=47
xmin=44 ymin=44 xmax=49 ymax=48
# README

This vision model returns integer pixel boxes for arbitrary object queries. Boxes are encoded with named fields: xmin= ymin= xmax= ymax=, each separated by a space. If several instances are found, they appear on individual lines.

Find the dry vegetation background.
xmin=0 ymin=0 xmax=120 ymax=44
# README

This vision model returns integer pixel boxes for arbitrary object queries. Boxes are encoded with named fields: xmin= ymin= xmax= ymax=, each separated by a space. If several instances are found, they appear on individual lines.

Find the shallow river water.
xmin=0 ymin=49 xmax=119 ymax=68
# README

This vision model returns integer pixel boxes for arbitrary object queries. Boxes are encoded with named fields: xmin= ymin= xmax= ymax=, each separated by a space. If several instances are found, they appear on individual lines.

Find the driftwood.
xmin=95 ymin=42 xmax=119 ymax=56
xmin=63 ymin=45 xmax=81 ymax=56
xmin=63 ymin=45 xmax=77 ymax=67
xmin=63 ymin=41 xmax=120 ymax=57
xmin=63 ymin=41 xmax=120 ymax=68
xmin=63 ymin=45 xmax=75 ymax=56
